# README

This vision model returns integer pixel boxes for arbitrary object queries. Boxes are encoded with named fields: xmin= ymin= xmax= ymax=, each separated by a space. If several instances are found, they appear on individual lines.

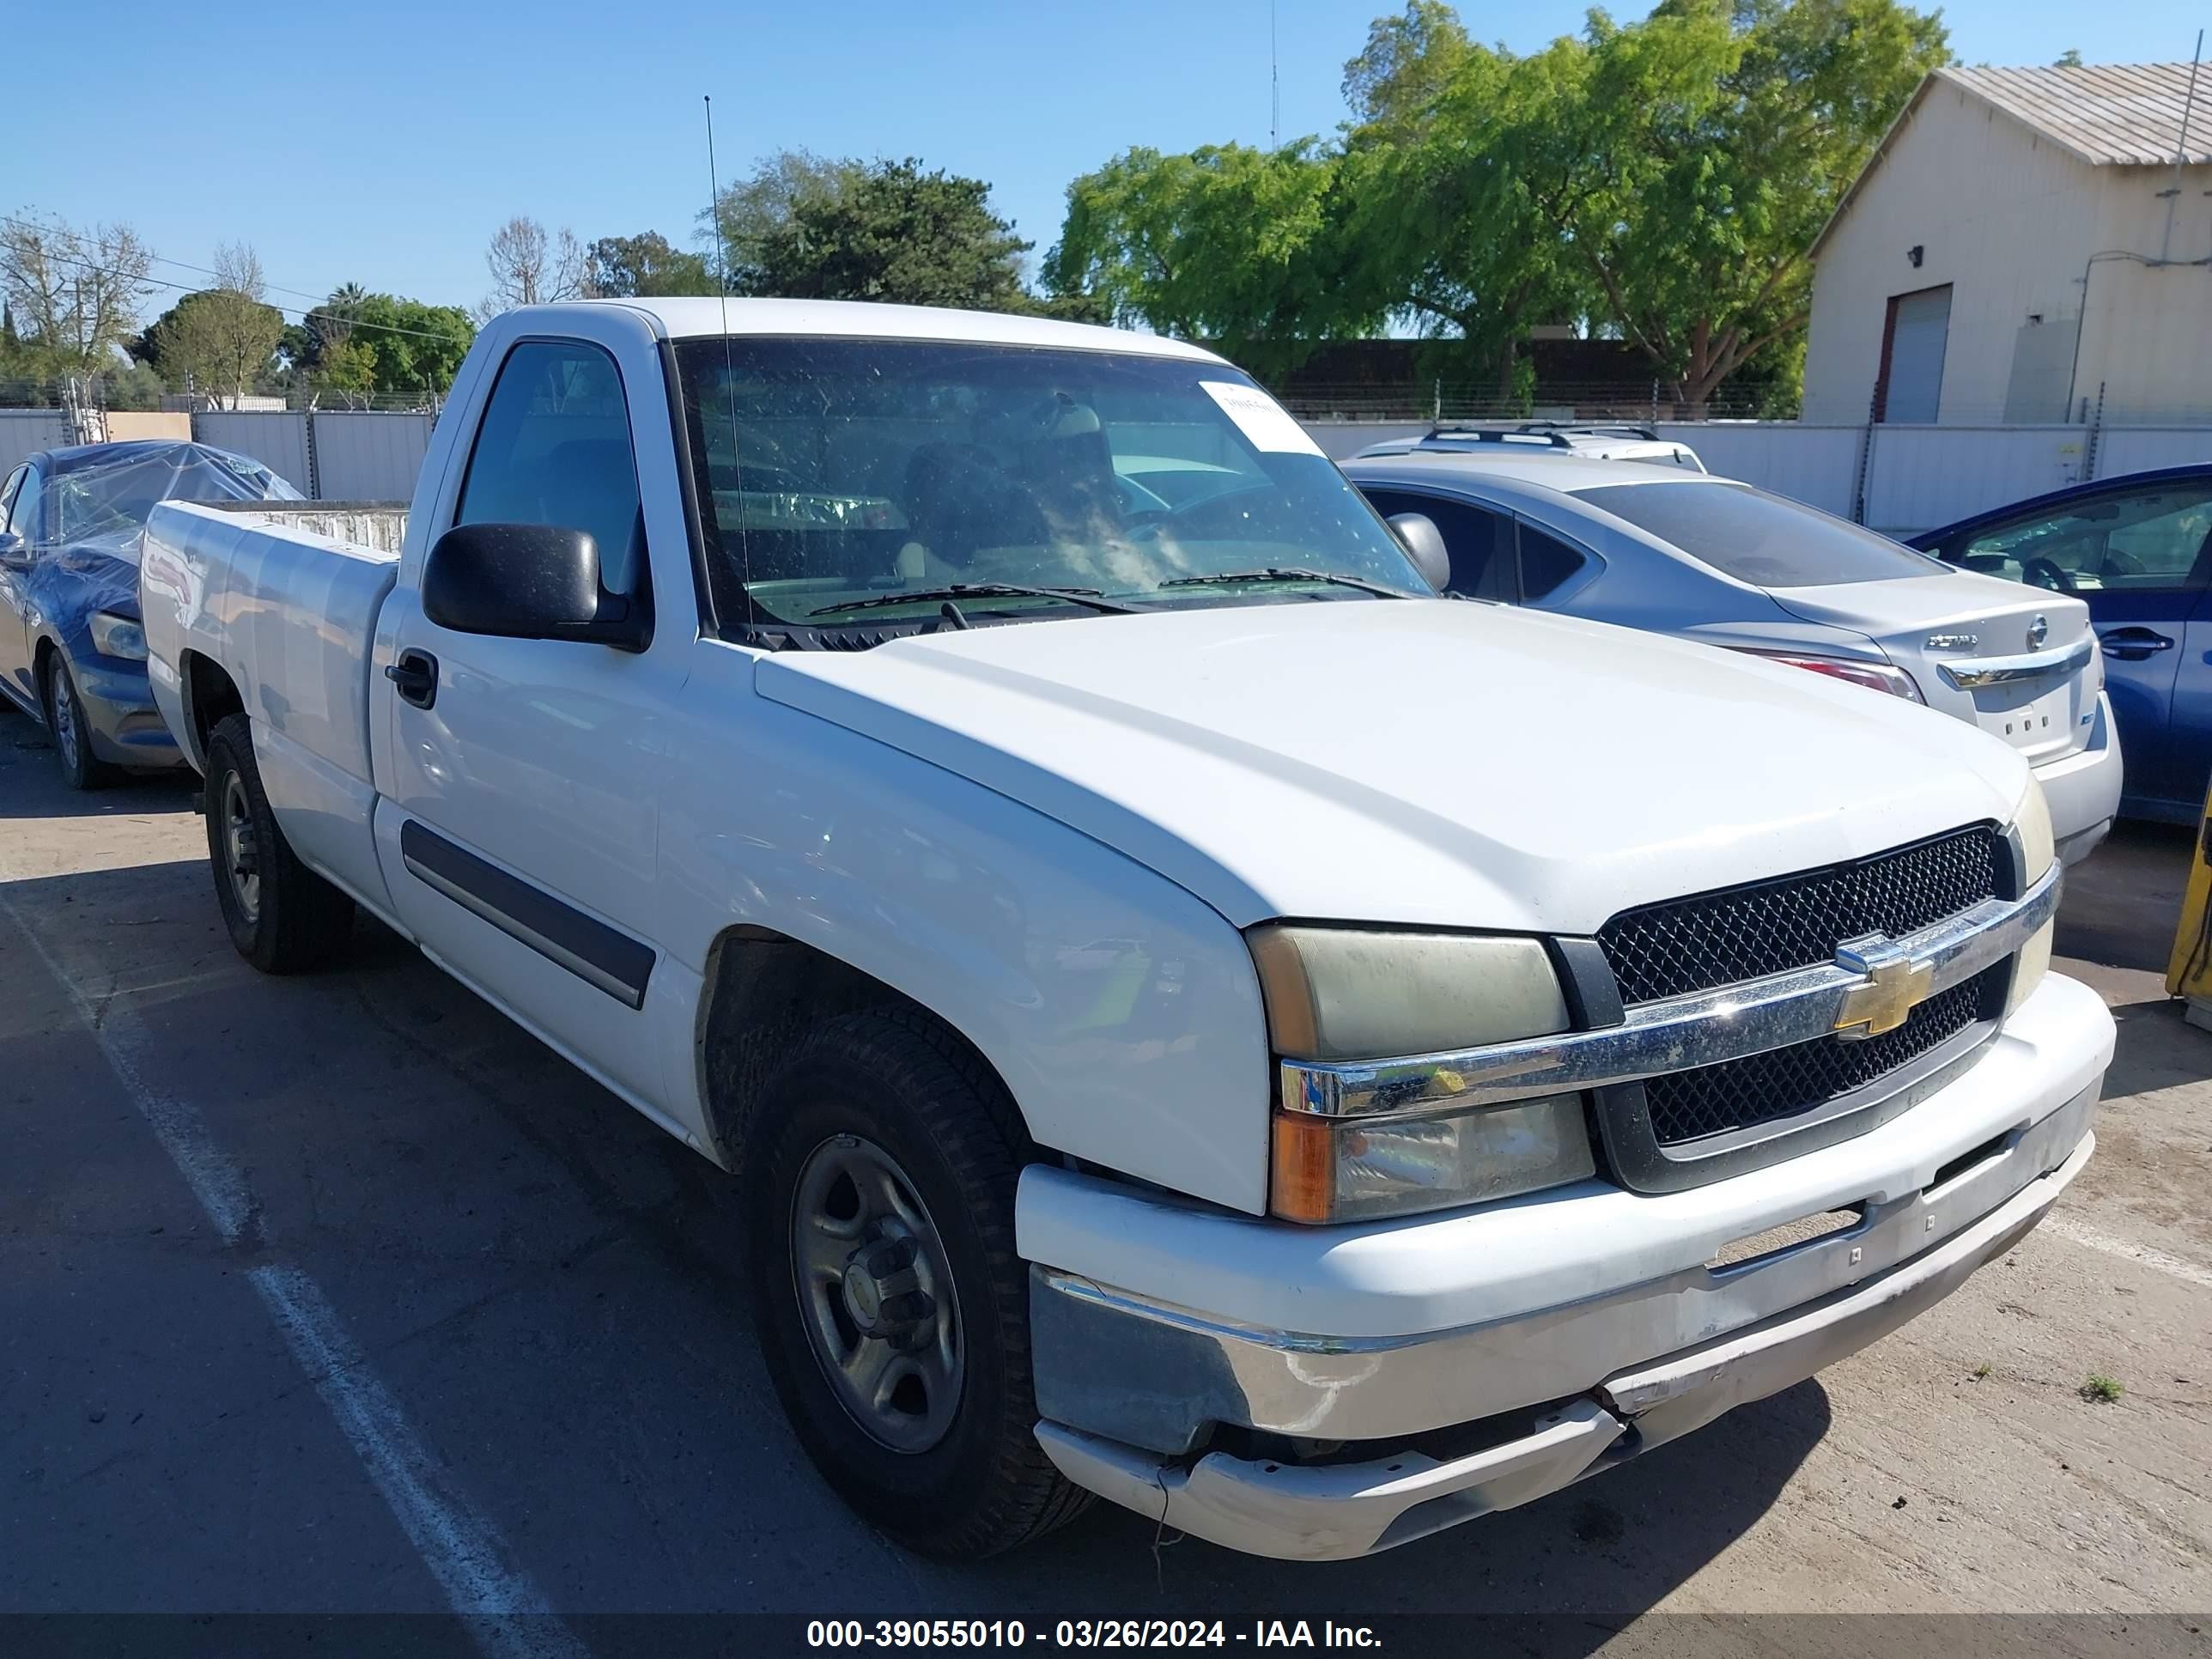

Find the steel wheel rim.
xmin=789 ymin=1133 xmax=963 ymax=1455
xmin=50 ymin=671 xmax=79 ymax=771
xmin=222 ymin=773 xmax=260 ymax=923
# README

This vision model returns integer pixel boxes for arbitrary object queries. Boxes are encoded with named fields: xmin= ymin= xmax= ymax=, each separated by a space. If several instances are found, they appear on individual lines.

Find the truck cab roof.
xmin=528 ymin=297 xmax=1231 ymax=362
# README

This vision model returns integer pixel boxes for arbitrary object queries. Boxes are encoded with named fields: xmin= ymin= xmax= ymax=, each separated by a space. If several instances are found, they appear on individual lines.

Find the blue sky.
xmin=12 ymin=0 xmax=2209 ymax=323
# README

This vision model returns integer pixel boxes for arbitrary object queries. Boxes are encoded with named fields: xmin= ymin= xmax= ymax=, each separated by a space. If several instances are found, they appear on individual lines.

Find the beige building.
xmin=1802 ymin=64 xmax=2212 ymax=425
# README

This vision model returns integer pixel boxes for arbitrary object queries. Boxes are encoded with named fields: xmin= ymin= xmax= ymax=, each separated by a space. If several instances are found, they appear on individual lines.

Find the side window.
xmin=3 ymin=465 xmax=41 ymax=544
xmin=1957 ymin=485 xmax=2212 ymax=592
xmin=0 ymin=467 xmax=24 ymax=537
xmin=1517 ymin=524 xmax=1590 ymax=603
xmin=1359 ymin=488 xmax=1512 ymax=599
xmin=456 ymin=340 xmax=645 ymax=595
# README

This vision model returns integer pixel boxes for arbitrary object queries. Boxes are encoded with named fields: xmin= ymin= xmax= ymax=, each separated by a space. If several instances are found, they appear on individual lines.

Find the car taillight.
xmin=1739 ymin=650 xmax=1925 ymax=702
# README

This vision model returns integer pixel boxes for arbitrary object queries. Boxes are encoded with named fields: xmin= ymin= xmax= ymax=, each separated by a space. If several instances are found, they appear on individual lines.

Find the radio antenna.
xmin=704 ymin=94 xmax=752 ymax=623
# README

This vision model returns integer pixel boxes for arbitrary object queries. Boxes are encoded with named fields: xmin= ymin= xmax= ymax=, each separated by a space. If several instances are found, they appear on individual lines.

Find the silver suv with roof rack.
xmin=1354 ymin=422 xmax=1705 ymax=471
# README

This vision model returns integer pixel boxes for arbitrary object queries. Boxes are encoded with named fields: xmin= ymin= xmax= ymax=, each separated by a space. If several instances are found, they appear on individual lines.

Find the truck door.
xmin=373 ymin=321 xmax=690 ymax=1107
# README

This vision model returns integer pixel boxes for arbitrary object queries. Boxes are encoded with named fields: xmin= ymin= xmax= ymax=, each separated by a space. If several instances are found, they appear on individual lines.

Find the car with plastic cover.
xmin=0 ymin=439 xmax=301 ymax=787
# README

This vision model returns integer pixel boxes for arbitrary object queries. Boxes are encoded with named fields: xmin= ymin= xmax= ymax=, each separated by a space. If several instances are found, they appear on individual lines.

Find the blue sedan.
xmin=1910 ymin=466 xmax=2212 ymax=823
xmin=0 ymin=440 xmax=302 ymax=788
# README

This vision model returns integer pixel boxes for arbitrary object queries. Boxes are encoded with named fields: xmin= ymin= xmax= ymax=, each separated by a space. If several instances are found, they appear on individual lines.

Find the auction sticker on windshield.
xmin=1200 ymin=381 xmax=1324 ymax=457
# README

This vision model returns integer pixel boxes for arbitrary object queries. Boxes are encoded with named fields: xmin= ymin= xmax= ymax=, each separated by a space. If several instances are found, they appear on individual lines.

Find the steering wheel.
xmin=2021 ymin=556 xmax=2078 ymax=594
xmin=1127 ymin=480 xmax=1275 ymax=540
xmin=714 ymin=462 xmax=804 ymax=495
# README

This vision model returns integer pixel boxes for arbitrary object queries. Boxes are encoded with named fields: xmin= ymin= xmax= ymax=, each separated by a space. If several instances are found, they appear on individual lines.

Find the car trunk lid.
xmin=1768 ymin=574 xmax=2094 ymax=763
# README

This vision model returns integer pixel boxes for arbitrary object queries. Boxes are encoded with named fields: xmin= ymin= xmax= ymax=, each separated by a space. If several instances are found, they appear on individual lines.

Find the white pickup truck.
xmin=142 ymin=300 xmax=2112 ymax=1563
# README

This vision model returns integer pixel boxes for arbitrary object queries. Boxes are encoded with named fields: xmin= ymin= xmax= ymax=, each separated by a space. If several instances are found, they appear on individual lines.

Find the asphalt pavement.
xmin=3 ymin=704 xmax=2207 ymax=1652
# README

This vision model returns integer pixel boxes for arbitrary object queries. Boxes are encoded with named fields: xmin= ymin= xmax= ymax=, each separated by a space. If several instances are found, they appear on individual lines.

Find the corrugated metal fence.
xmin=11 ymin=403 xmax=2212 ymax=537
xmin=195 ymin=410 xmax=434 ymax=501
xmin=0 ymin=410 xmax=75 ymax=473
xmin=313 ymin=412 xmax=437 ymax=501
xmin=1305 ymin=419 xmax=2212 ymax=536
xmin=0 ymin=409 xmax=435 ymax=503
xmin=194 ymin=411 xmax=314 ymax=495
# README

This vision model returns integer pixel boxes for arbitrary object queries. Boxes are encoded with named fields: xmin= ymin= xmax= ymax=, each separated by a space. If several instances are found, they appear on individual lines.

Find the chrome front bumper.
xmin=1036 ymin=1114 xmax=2094 ymax=1561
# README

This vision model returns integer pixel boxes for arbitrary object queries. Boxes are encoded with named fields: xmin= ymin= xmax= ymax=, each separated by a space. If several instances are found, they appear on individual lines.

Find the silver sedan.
xmin=1345 ymin=451 xmax=2121 ymax=865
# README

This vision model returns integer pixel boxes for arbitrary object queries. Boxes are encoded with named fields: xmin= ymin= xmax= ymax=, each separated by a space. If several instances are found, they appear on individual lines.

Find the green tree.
xmin=316 ymin=337 xmax=380 ymax=405
xmin=746 ymin=158 xmax=1032 ymax=312
xmin=348 ymin=294 xmax=474 ymax=398
xmin=1564 ymin=0 xmax=1948 ymax=410
xmin=1047 ymin=142 xmax=1363 ymax=377
xmin=586 ymin=232 xmax=712 ymax=297
xmin=2053 ymin=47 xmax=2082 ymax=68
xmin=0 ymin=213 xmax=155 ymax=376
xmin=1045 ymin=0 xmax=1943 ymax=411
xmin=1341 ymin=0 xmax=1476 ymax=134
xmin=146 ymin=246 xmax=283 ymax=407
xmin=1335 ymin=32 xmax=1600 ymax=396
xmin=704 ymin=149 xmax=854 ymax=289
xmin=149 ymin=290 xmax=283 ymax=404
xmin=97 ymin=360 xmax=166 ymax=410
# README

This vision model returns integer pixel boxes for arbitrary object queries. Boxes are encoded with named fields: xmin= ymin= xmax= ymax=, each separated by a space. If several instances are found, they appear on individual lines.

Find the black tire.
xmin=746 ymin=1009 xmax=1091 ymax=1559
xmin=42 ymin=654 xmax=113 ymax=792
xmin=203 ymin=713 xmax=356 ymax=974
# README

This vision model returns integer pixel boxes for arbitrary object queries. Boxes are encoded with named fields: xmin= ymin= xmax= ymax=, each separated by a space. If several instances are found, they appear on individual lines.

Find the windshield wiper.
xmin=1155 ymin=567 xmax=1412 ymax=599
xmin=811 ymin=583 xmax=1137 ymax=617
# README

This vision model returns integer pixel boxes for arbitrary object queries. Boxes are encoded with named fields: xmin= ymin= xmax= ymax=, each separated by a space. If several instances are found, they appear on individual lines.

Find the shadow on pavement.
xmin=949 ymin=1381 xmax=1829 ymax=1618
xmin=0 ymin=848 xmax=1827 ymax=1626
xmin=0 ymin=707 xmax=198 ymax=823
xmin=2057 ymin=820 xmax=2193 ymax=975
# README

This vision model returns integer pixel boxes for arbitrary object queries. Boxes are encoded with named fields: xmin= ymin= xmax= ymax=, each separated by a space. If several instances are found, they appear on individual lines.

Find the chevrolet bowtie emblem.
xmin=1832 ymin=937 xmax=1932 ymax=1039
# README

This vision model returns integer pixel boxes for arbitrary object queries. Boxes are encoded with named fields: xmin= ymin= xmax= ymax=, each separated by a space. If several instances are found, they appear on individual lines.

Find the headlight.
xmin=1737 ymin=648 xmax=1924 ymax=702
xmin=2006 ymin=775 xmax=2056 ymax=1015
xmin=1247 ymin=925 xmax=1568 ymax=1060
xmin=89 ymin=612 xmax=147 ymax=661
xmin=1248 ymin=924 xmax=1596 ymax=1223
xmin=1271 ymin=1093 xmax=1595 ymax=1224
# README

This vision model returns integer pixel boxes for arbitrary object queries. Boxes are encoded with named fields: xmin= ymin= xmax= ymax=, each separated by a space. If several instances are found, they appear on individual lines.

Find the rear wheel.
xmin=42 ymin=655 xmax=112 ymax=792
xmin=745 ymin=1010 xmax=1090 ymax=1558
xmin=203 ymin=713 xmax=356 ymax=973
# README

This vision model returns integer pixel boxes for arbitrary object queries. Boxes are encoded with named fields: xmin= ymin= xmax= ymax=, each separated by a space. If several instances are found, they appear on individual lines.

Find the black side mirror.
xmin=1389 ymin=513 xmax=1451 ymax=592
xmin=0 ymin=530 xmax=27 ymax=568
xmin=422 ymin=522 xmax=649 ymax=651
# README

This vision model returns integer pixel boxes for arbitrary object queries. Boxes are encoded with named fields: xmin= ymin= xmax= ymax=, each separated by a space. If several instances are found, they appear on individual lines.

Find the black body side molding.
xmin=399 ymin=819 xmax=654 ymax=1009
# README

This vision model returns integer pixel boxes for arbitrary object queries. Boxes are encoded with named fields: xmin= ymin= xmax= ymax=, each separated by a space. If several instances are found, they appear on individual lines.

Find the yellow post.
xmin=2165 ymin=776 xmax=2212 ymax=1010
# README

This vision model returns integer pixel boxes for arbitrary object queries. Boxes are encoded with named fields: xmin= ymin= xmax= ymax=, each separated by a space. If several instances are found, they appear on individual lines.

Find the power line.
xmin=1 ymin=214 xmax=355 ymax=310
xmin=3 ymin=216 xmax=349 ymax=309
xmin=3 ymin=236 xmax=471 ymax=349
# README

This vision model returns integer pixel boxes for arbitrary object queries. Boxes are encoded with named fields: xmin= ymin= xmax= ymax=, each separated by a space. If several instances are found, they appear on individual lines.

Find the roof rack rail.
xmin=1423 ymin=422 xmax=1663 ymax=444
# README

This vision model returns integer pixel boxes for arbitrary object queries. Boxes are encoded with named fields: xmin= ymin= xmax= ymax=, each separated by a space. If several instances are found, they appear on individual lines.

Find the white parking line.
xmin=0 ymin=885 xmax=591 ymax=1659
xmin=2045 ymin=1212 xmax=2212 ymax=1292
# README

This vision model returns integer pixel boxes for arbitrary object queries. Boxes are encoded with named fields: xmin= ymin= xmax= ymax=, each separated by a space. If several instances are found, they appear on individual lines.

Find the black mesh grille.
xmin=1597 ymin=825 xmax=2007 ymax=1006
xmin=1644 ymin=962 xmax=2005 ymax=1146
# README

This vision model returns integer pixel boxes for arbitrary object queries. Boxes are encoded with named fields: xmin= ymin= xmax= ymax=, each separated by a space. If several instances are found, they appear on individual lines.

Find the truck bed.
xmin=142 ymin=501 xmax=407 ymax=917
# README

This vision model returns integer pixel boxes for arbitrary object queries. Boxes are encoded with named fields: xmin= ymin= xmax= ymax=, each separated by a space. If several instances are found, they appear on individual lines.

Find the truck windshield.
xmin=673 ymin=337 xmax=1421 ymax=629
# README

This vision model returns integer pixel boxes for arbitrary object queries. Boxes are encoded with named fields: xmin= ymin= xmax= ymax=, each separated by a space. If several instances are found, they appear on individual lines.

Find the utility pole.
xmin=2159 ymin=31 xmax=2204 ymax=263
xmin=1269 ymin=0 xmax=1279 ymax=149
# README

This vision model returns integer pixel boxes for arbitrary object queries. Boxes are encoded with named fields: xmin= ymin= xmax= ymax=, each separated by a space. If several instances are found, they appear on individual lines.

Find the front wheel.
xmin=203 ymin=713 xmax=356 ymax=973
xmin=42 ymin=655 xmax=112 ymax=792
xmin=745 ymin=1011 xmax=1091 ymax=1558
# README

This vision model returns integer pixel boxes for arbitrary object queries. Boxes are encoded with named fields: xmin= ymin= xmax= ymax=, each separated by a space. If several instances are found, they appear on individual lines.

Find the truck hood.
xmin=756 ymin=599 xmax=2031 ymax=933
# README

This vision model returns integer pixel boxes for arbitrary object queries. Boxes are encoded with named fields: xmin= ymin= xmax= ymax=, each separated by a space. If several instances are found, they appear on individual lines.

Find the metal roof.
xmin=1939 ymin=63 xmax=2212 ymax=167
xmin=1812 ymin=61 xmax=2211 ymax=256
